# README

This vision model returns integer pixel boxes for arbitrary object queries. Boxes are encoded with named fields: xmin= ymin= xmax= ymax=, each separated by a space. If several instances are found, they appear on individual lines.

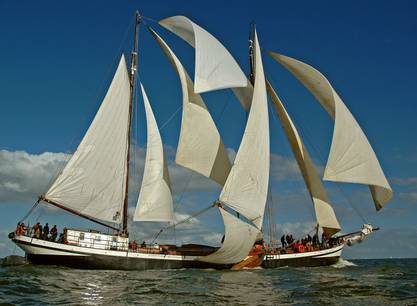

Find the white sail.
xmin=266 ymin=81 xmax=341 ymax=236
xmin=133 ymin=84 xmax=174 ymax=223
xmin=198 ymin=207 xmax=260 ymax=264
xmin=269 ymin=52 xmax=392 ymax=210
xmin=219 ymin=30 xmax=269 ymax=229
xmin=149 ymin=28 xmax=231 ymax=186
xmin=159 ymin=15 xmax=251 ymax=109
xmin=45 ymin=55 xmax=130 ymax=223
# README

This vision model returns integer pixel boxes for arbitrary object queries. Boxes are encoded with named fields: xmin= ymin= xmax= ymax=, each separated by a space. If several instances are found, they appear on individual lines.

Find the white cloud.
xmin=399 ymin=192 xmax=417 ymax=203
xmin=270 ymin=153 xmax=302 ymax=182
xmin=392 ymin=176 xmax=417 ymax=188
xmin=0 ymin=150 xmax=69 ymax=202
xmin=0 ymin=145 xmax=306 ymax=206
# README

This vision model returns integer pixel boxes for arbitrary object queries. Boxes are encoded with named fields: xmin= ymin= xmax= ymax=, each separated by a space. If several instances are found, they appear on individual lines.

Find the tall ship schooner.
xmin=9 ymin=12 xmax=392 ymax=270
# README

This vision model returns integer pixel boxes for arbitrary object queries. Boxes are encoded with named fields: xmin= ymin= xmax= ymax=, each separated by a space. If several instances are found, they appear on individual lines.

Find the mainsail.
xmin=133 ymin=84 xmax=174 ymax=223
xmin=266 ymin=80 xmax=341 ymax=236
xmin=159 ymin=15 xmax=252 ymax=110
xmin=200 ymin=29 xmax=269 ymax=264
xmin=149 ymin=27 xmax=231 ymax=186
xmin=269 ymin=52 xmax=392 ymax=210
xmin=219 ymin=30 xmax=270 ymax=229
xmin=44 ymin=55 xmax=131 ymax=224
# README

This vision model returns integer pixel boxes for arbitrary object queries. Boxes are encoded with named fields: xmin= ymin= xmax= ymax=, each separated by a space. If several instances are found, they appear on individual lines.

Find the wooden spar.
xmin=39 ymin=196 xmax=119 ymax=231
xmin=122 ymin=11 xmax=141 ymax=236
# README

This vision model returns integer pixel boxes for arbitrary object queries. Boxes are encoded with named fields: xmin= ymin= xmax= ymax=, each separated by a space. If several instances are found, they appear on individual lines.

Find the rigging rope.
xmin=150 ymin=202 xmax=216 ymax=244
xmin=159 ymin=105 xmax=182 ymax=131
xmin=18 ymin=199 xmax=40 ymax=223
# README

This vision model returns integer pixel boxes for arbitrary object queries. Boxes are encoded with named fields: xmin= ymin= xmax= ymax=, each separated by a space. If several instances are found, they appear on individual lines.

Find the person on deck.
xmin=321 ymin=232 xmax=328 ymax=248
xmin=50 ymin=225 xmax=58 ymax=241
xmin=33 ymin=222 xmax=41 ymax=239
xmin=141 ymin=241 xmax=146 ymax=248
xmin=15 ymin=222 xmax=22 ymax=236
xmin=281 ymin=234 xmax=287 ymax=248
xmin=313 ymin=232 xmax=319 ymax=247
xmin=43 ymin=223 xmax=49 ymax=240
xmin=285 ymin=234 xmax=291 ymax=246
xmin=21 ymin=222 xmax=27 ymax=235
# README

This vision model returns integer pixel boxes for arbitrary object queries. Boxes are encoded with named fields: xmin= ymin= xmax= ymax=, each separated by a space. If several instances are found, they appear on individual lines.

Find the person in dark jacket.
xmin=50 ymin=225 xmax=58 ymax=241
xmin=43 ymin=223 xmax=49 ymax=240
xmin=281 ymin=234 xmax=287 ymax=248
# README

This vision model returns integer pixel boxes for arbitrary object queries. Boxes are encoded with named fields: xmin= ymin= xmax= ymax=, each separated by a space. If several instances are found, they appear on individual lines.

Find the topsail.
xmin=150 ymin=27 xmax=231 ymax=186
xmin=269 ymin=52 xmax=392 ymax=210
xmin=159 ymin=15 xmax=252 ymax=110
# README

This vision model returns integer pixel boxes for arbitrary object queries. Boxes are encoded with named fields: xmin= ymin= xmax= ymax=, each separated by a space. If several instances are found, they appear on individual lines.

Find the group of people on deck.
xmin=15 ymin=222 xmax=59 ymax=242
xmin=280 ymin=231 xmax=329 ymax=253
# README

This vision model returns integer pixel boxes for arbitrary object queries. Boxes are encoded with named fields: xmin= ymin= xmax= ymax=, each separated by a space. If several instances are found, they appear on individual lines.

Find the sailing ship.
xmin=9 ymin=12 xmax=392 ymax=270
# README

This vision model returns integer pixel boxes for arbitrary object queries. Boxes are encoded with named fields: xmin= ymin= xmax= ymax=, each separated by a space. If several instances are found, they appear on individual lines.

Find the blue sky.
xmin=1 ymin=0 xmax=417 ymax=259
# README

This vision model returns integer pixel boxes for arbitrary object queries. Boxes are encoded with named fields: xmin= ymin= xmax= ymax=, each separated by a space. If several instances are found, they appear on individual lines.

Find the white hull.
xmin=263 ymin=244 xmax=344 ymax=268
xmin=12 ymin=234 xmax=343 ymax=270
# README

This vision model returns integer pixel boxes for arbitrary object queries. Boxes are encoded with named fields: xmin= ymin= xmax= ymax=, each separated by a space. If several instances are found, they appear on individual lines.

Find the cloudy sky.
xmin=1 ymin=1 xmax=417 ymax=259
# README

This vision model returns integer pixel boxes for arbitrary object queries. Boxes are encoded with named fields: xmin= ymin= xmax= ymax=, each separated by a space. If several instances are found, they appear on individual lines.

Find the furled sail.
xmin=149 ymin=27 xmax=231 ymax=186
xmin=269 ymin=52 xmax=392 ymax=210
xmin=159 ymin=15 xmax=251 ymax=110
xmin=45 ymin=55 xmax=130 ymax=224
xmin=266 ymin=80 xmax=341 ymax=236
xmin=219 ymin=30 xmax=269 ymax=229
xmin=133 ymin=84 xmax=174 ymax=223
xmin=198 ymin=207 xmax=260 ymax=264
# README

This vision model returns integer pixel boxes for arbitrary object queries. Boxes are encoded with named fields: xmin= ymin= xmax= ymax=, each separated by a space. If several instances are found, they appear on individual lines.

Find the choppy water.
xmin=1 ymin=258 xmax=416 ymax=305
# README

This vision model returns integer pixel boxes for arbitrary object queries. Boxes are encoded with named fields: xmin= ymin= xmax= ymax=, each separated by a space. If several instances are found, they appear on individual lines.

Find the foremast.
xmin=122 ymin=11 xmax=142 ymax=236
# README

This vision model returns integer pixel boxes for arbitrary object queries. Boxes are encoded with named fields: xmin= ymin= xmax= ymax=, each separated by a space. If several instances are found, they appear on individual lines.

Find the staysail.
xmin=159 ymin=15 xmax=252 ymax=110
xmin=269 ymin=52 xmax=392 ymax=210
xmin=198 ymin=207 xmax=260 ymax=264
xmin=220 ymin=29 xmax=269 ymax=229
xmin=266 ymin=80 xmax=341 ymax=236
xmin=149 ymin=27 xmax=231 ymax=186
xmin=44 ymin=55 xmax=131 ymax=224
xmin=133 ymin=84 xmax=174 ymax=223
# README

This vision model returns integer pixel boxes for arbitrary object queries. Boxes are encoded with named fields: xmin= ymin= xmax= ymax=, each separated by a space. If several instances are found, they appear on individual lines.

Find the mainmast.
xmin=248 ymin=22 xmax=256 ymax=85
xmin=122 ymin=11 xmax=141 ymax=236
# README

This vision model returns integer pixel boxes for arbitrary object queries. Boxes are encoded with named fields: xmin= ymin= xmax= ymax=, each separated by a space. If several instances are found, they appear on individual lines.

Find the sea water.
xmin=1 ymin=258 xmax=416 ymax=305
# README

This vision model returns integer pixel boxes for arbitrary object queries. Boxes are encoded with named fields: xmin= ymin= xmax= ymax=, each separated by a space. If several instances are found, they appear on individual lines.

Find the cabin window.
xmin=79 ymin=233 xmax=85 ymax=240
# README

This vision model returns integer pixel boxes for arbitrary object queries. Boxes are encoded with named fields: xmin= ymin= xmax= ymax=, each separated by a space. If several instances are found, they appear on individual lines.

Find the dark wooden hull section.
xmin=26 ymin=253 xmax=230 ymax=270
xmin=261 ymin=256 xmax=340 ymax=268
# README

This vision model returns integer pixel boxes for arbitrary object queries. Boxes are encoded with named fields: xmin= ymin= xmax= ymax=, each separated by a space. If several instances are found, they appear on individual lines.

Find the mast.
xmin=122 ymin=11 xmax=141 ymax=236
xmin=248 ymin=22 xmax=256 ymax=85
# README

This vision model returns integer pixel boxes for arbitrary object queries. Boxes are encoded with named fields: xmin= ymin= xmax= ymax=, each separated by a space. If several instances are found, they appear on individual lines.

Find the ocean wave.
xmin=331 ymin=258 xmax=357 ymax=268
